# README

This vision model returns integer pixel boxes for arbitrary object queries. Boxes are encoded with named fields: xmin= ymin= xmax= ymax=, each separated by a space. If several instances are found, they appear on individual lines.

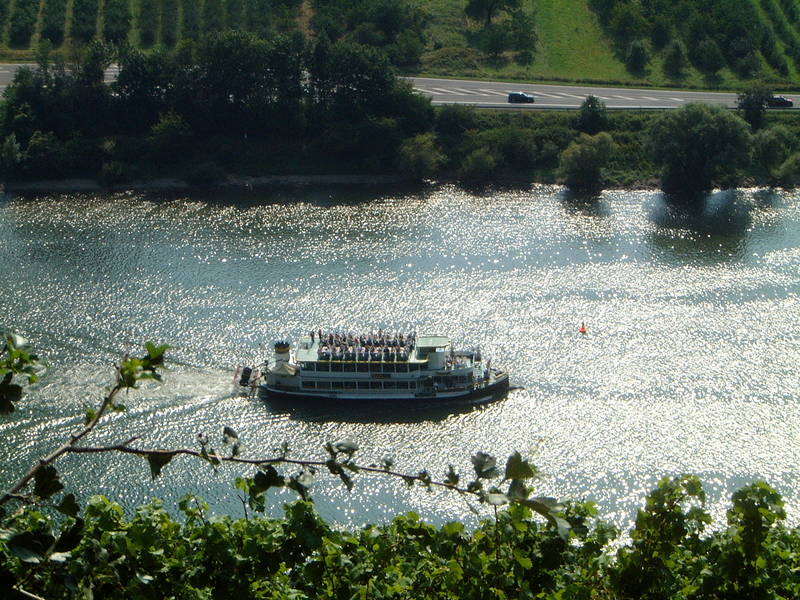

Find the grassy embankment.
xmin=418 ymin=0 xmax=799 ymax=88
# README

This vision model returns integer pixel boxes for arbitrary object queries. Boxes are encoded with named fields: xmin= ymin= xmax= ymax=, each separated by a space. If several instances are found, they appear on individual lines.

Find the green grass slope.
xmin=528 ymin=0 xmax=629 ymax=82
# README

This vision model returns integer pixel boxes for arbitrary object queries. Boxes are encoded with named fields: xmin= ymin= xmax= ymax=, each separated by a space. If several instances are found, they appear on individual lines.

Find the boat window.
xmin=344 ymin=380 xmax=356 ymax=389
xmin=301 ymin=381 xmax=316 ymax=389
xmin=369 ymin=381 xmax=382 ymax=390
xmin=332 ymin=381 xmax=344 ymax=389
xmin=343 ymin=363 xmax=355 ymax=372
xmin=331 ymin=362 xmax=343 ymax=372
xmin=369 ymin=363 xmax=381 ymax=372
xmin=357 ymin=363 xmax=369 ymax=372
xmin=317 ymin=381 xmax=330 ymax=390
xmin=384 ymin=381 xmax=396 ymax=389
xmin=316 ymin=362 xmax=329 ymax=372
xmin=357 ymin=381 xmax=370 ymax=390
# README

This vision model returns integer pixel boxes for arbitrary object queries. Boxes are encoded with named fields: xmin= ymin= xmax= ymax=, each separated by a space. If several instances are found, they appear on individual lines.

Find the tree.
xmin=575 ymin=95 xmax=609 ymax=135
xmin=104 ymin=0 xmax=132 ymax=44
xmin=752 ymin=125 xmax=794 ymax=178
xmin=737 ymin=83 xmax=773 ymax=130
xmin=465 ymin=0 xmax=521 ymax=27
xmin=626 ymin=39 xmax=649 ymax=74
xmin=148 ymin=111 xmax=192 ymax=161
xmin=558 ymin=132 xmax=616 ymax=192
xmin=0 ymin=133 xmax=21 ymax=179
xmin=663 ymin=39 xmax=688 ymax=78
xmin=395 ymin=132 xmax=444 ymax=179
xmin=647 ymin=103 xmax=752 ymax=195
xmin=694 ymin=38 xmax=726 ymax=74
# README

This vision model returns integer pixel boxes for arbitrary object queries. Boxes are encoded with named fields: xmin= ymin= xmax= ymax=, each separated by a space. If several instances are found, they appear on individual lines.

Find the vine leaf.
xmin=0 ymin=378 xmax=22 ymax=414
xmin=223 ymin=426 xmax=238 ymax=443
xmin=471 ymin=452 xmax=500 ymax=479
xmin=253 ymin=466 xmax=285 ymax=493
xmin=54 ymin=518 xmax=84 ymax=552
xmin=34 ymin=465 xmax=64 ymax=500
xmin=56 ymin=493 xmax=80 ymax=518
xmin=504 ymin=451 xmax=537 ymax=481
xmin=147 ymin=453 xmax=174 ymax=479
xmin=519 ymin=497 xmax=571 ymax=540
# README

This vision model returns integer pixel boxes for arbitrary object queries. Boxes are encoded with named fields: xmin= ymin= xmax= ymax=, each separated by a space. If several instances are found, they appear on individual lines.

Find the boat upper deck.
xmin=293 ymin=331 xmax=479 ymax=370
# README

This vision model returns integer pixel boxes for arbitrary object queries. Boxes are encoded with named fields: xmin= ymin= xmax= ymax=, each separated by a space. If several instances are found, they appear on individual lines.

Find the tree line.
xmin=1 ymin=32 xmax=800 ymax=197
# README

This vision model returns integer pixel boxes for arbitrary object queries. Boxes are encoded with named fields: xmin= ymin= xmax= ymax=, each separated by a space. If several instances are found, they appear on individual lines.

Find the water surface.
xmin=0 ymin=184 xmax=798 ymax=531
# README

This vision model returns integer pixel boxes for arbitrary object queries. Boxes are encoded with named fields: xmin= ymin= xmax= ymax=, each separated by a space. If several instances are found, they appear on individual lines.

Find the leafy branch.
xmin=0 ymin=341 xmax=169 ymax=510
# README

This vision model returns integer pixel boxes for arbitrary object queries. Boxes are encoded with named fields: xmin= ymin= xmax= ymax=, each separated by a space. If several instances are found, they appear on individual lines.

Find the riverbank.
xmin=2 ymin=174 xmax=411 ymax=194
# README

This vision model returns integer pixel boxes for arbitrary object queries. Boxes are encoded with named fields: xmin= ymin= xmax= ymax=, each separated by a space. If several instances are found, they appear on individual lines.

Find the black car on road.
xmin=508 ymin=92 xmax=535 ymax=104
xmin=766 ymin=95 xmax=793 ymax=107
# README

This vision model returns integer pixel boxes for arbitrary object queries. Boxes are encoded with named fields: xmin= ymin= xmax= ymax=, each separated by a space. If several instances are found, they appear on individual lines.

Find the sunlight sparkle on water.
xmin=0 ymin=184 xmax=798 ymax=531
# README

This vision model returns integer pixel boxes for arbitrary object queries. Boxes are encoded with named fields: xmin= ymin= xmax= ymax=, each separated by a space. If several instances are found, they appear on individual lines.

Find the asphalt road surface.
xmin=408 ymin=76 xmax=800 ymax=110
xmin=0 ymin=64 xmax=796 ymax=111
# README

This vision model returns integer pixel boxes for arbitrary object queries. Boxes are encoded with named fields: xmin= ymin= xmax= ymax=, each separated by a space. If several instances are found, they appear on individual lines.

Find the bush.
xmin=775 ymin=152 xmax=800 ymax=187
xmin=0 ymin=133 xmax=21 ymax=179
xmin=459 ymin=148 xmax=497 ymax=185
xmin=752 ymin=125 xmax=794 ymax=177
xmin=558 ymin=132 xmax=616 ymax=192
xmin=395 ymin=133 xmax=444 ymax=180
xmin=100 ymin=160 xmax=136 ymax=186
xmin=575 ymin=95 xmax=609 ymax=135
xmin=147 ymin=111 xmax=192 ymax=162
xmin=421 ymin=46 xmax=483 ymax=72
xmin=23 ymin=131 xmax=64 ymax=178
xmin=186 ymin=161 xmax=227 ymax=186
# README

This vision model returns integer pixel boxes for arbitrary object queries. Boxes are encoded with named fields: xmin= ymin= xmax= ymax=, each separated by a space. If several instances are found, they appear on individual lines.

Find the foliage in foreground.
xmin=2 ymin=476 xmax=800 ymax=599
xmin=3 ymin=337 xmax=800 ymax=598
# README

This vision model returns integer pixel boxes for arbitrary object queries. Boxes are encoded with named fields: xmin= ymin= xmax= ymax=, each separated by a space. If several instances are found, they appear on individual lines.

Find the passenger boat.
xmin=258 ymin=330 xmax=509 ymax=401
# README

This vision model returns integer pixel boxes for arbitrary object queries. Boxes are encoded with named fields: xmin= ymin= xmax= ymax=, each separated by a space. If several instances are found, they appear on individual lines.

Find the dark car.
xmin=766 ymin=95 xmax=793 ymax=107
xmin=508 ymin=91 xmax=535 ymax=104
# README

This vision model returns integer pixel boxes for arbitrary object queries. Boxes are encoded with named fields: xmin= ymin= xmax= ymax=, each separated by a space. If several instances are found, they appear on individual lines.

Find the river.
xmin=0 ymin=183 xmax=798 ymax=532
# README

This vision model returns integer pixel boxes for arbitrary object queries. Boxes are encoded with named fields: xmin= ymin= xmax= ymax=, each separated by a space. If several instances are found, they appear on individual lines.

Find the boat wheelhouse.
xmin=260 ymin=331 xmax=509 ymax=401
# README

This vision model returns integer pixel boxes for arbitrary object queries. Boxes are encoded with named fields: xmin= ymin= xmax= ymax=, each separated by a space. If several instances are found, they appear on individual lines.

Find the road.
xmin=0 ymin=64 xmax=795 ymax=111
xmin=408 ymin=76 xmax=799 ymax=110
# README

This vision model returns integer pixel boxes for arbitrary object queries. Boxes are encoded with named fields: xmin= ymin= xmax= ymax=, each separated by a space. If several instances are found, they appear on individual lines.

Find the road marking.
xmin=670 ymin=97 xmax=685 ymax=102
xmin=430 ymin=87 xmax=466 ymax=94
xmin=452 ymin=87 xmax=485 ymax=95
xmin=640 ymin=96 xmax=660 ymax=101
xmin=558 ymin=93 xmax=587 ymax=99
xmin=611 ymin=95 xmax=635 ymax=100
xmin=532 ymin=92 xmax=562 ymax=98
xmin=478 ymin=88 xmax=509 ymax=96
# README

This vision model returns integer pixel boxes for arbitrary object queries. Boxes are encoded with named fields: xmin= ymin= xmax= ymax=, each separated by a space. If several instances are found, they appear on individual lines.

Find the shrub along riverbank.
xmin=2 ymin=33 xmax=800 ymax=197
